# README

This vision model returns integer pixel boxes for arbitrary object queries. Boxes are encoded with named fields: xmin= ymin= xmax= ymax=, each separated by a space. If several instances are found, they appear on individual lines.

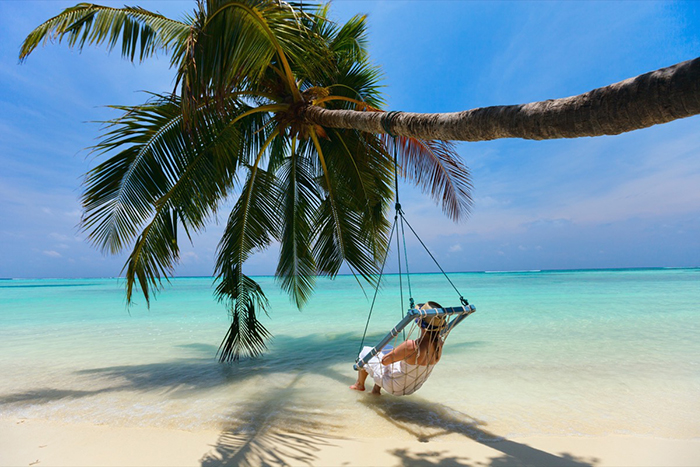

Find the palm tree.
xmin=20 ymin=1 xmax=472 ymax=361
xmin=20 ymin=1 xmax=699 ymax=361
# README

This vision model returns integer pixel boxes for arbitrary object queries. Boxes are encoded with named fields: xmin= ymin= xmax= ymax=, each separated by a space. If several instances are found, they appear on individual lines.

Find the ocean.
xmin=1 ymin=269 xmax=698 ymax=441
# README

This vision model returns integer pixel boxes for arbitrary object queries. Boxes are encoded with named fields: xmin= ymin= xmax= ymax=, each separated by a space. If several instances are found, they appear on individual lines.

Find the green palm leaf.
xmin=177 ymin=0 xmax=325 ymax=114
xmin=83 ymin=95 xmax=244 ymax=252
xmin=83 ymin=94 xmax=278 ymax=303
xmin=216 ymin=268 xmax=272 ymax=362
xmin=309 ymin=129 xmax=392 ymax=281
xmin=387 ymin=136 xmax=473 ymax=222
xmin=82 ymin=96 xmax=187 ymax=256
xmin=122 ymin=208 xmax=179 ymax=304
xmin=275 ymin=143 xmax=320 ymax=307
xmin=215 ymin=165 xmax=281 ymax=361
xmin=19 ymin=3 xmax=190 ymax=63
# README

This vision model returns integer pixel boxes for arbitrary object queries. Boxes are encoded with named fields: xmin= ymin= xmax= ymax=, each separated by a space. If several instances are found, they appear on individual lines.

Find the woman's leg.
xmin=370 ymin=384 xmax=382 ymax=395
xmin=350 ymin=368 xmax=369 ymax=391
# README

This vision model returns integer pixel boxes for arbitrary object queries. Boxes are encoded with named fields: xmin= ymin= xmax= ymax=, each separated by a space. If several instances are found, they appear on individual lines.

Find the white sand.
xmin=2 ymin=418 xmax=699 ymax=467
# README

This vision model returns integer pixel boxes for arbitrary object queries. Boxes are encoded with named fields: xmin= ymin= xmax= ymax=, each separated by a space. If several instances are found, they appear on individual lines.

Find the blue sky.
xmin=1 ymin=1 xmax=699 ymax=279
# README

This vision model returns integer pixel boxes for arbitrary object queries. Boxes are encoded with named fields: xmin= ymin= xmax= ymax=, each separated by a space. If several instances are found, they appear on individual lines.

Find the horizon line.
xmin=3 ymin=265 xmax=698 ymax=281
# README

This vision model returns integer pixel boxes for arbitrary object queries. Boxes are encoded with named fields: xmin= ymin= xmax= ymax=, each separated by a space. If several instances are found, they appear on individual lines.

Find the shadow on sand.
xmin=199 ymin=374 xmax=341 ymax=467
xmin=0 ymin=333 xmax=366 ymax=407
xmin=198 ymin=379 xmax=598 ymax=467
xmin=363 ymin=397 xmax=598 ymax=467
xmin=0 ymin=329 xmax=485 ymax=408
xmin=2 ymin=333 xmax=597 ymax=466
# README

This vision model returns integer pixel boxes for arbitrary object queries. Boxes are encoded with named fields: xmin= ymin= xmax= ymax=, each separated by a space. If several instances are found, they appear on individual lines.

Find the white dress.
xmin=359 ymin=345 xmax=436 ymax=396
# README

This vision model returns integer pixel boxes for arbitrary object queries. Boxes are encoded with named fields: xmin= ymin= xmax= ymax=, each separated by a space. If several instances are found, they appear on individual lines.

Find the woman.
xmin=350 ymin=301 xmax=445 ymax=396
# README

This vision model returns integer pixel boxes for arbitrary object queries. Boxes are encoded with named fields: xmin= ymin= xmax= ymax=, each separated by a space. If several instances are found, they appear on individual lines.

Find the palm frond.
xmin=214 ymin=165 xmax=280 ymax=361
xmin=330 ymin=14 xmax=370 ymax=64
xmin=179 ymin=0 xmax=278 ymax=110
xmin=326 ymin=129 xmax=393 ymax=262
xmin=215 ymin=165 xmax=281 ymax=278
xmin=387 ymin=136 xmax=473 ymax=222
xmin=216 ymin=268 xmax=271 ymax=362
xmin=309 ymin=128 xmax=390 ymax=281
xmin=330 ymin=60 xmax=385 ymax=109
xmin=83 ymin=94 xmax=280 ymax=305
xmin=177 ymin=0 xmax=324 ymax=114
xmin=123 ymin=208 xmax=178 ymax=304
xmin=296 ymin=8 xmax=382 ymax=108
xmin=82 ymin=94 xmax=250 ymax=255
xmin=19 ymin=3 xmax=190 ymax=62
xmin=82 ymin=96 xmax=184 ymax=255
xmin=275 ymin=146 xmax=320 ymax=307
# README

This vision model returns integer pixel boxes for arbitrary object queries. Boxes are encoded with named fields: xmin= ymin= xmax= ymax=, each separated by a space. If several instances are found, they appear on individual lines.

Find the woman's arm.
xmin=381 ymin=340 xmax=416 ymax=365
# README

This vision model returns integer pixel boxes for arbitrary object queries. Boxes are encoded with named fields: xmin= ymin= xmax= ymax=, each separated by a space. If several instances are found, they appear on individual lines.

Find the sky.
xmin=1 ymin=0 xmax=699 ymax=280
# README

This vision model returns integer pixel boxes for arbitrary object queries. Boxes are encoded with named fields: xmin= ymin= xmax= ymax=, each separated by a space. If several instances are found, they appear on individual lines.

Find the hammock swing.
xmin=353 ymin=115 xmax=476 ymax=396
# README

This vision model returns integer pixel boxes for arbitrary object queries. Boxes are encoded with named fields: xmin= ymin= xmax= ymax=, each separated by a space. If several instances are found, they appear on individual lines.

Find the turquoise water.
xmin=0 ymin=269 xmax=698 ymax=439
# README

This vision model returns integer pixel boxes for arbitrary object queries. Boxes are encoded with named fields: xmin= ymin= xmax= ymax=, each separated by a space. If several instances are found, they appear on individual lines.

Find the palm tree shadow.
xmin=387 ymin=448 xmax=473 ymax=467
xmin=363 ymin=398 xmax=599 ymax=467
xmin=0 ymin=333 xmax=369 ymax=408
xmin=200 ymin=373 xmax=341 ymax=467
xmin=0 ymin=388 xmax=105 ymax=405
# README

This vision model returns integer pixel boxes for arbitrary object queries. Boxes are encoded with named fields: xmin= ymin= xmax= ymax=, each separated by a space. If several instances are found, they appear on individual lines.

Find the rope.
xmin=395 ymin=208 xmax=405 ymax=326
xmin=358 ymin=218 xmax=398 ymax=354
xmin=387 ymin=130 xmax=415 ymax=311
xmin=385 ymin=132 xmax=409 ymax=335
xmin=399 ymin=210 xmax=414 ymax=309
xmin=390 ymin=127 xmax=401 ymax=210
xmin=401 ymin=215 xmax=469 ymax=305
xmin=381 ymin=111 xmax=401 ymax=138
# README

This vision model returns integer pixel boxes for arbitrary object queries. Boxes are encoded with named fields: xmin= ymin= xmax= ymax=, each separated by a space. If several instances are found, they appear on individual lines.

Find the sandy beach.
xmin=2 ymin=418 xmax=699 ymax=466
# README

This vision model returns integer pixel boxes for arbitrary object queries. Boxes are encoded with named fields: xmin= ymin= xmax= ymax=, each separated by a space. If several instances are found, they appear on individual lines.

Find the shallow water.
xmin=1 ymin=269 xmax=698 ymax=440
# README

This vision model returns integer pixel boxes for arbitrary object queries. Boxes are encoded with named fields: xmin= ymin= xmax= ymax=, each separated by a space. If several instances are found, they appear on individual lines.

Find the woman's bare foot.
xmin=352 ymin=368 xmax=369 ymax=391
xmin=370 ymin=384 xmax=382 ymax=395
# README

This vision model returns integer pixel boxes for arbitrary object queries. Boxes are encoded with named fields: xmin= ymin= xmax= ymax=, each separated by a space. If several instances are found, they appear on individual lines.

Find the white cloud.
xmin=472 ymin=195 xmax=510 ymax=209
xmin=180 ymin=251 xmax=200 ymax=265
xmin=449 ymin=244 xmax=462 ymax=253
xmin=43 ymin=250 xmax=61 ymax=258
xmin=553 ymin=166 xmax=700 ymax=225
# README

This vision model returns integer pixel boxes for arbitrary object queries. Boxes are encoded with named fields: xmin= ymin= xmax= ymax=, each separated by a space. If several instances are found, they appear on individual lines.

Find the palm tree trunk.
xmin=303 ymin=57 xmax=700 ymax=141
